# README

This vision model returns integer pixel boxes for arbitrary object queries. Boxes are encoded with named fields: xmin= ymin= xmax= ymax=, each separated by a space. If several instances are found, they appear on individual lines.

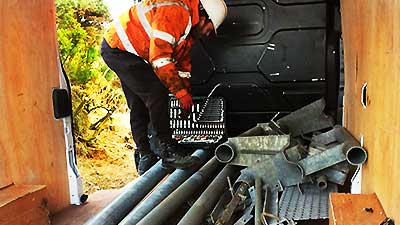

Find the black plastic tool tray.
xmin=169 ymin=96 xmax=226 ymax=146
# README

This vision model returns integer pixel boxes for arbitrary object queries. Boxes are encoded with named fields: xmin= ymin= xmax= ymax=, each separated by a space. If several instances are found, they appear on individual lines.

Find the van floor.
xmin=51 ymin=189 xmax=123 ymax=225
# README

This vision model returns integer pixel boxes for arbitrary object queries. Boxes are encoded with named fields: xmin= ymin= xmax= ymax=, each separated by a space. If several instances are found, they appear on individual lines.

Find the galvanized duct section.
xmin=176 ymin=165 xmax=240 ymax=225
xmin=84 ymin=161 xmax=170 ymax=225
xmin=215 ymin=121 xmax=290 ymax=165
xmin=298 ymin=126 xmax=368 ymax=176
xmin=311 ymin=125 xmax=368 ymax=166
xmin=215 ymin=135 xmax=290 ymax=164
xmin=119 ymin=149 xmax=210 ymax=225
xmin=84 ymin=99 xmax=369 ymax=225
xmin=137 ymin=157 xmax=223 ymax=225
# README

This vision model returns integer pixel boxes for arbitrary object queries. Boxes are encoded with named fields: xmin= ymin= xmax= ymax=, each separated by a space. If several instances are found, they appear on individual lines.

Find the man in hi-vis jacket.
xmin=101 ymin=0 xmax=227 ymax=174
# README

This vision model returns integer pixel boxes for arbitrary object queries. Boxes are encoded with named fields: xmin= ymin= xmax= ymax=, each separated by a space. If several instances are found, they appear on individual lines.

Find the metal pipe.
xmin=176 ymin=165 xmax=239 ymax=225
xmin=316 ymin=175 xmax=328 ymax=190
xmin=255 ymin=177 xmax=263 ymax=225
xmin=136 ymin=157 xmax=223 ymax=225
xmin=339 ymin=126 xmax=368 ymax=165
xmin=299 ymin=143 xmax=346 ymax=176
xmin=215 ymin=182 xmax=250 ymax=225
xmin=215 ymin=135 xmax=290 ymax=165
xmin=233 ymin=168 xmax=255 ymax=190
xmin=346 ymin=146 xmax=367 ymax=166
xmin=84 ymin=160 xmax=169 ymax=225
xmin=215 ymin=123 xmax=286 ymax=164
xmin=311 ymin=125 xmax=368 ymax=166
xmin=215 ymin=142 xmax=235 ymax=163
xmin=119 ymin=149 xmax=210 ymax=225
xmin=300 ymin=126 xmax=368 ymax=175
xmin=212 ymin=169 xmax=255 ymax=224
xmin=314 ymin=167 xmax=348 ymax=185
xmin=263 ymin=187 xmax=279 ymax=225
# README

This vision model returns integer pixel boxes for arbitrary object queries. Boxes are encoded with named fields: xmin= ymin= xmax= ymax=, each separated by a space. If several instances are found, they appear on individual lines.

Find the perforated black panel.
xmin=190 ymin=0 xmax=340 ymax=134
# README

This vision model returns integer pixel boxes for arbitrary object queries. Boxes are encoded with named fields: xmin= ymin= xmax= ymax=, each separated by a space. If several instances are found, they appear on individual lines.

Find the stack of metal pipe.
xmin=85 ymin=99 xmax=367 ymax=225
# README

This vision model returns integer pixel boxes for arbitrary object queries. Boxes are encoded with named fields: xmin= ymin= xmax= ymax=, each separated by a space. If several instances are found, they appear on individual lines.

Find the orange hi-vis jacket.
xmin=104 ymin=0 xmax=199 ymax=99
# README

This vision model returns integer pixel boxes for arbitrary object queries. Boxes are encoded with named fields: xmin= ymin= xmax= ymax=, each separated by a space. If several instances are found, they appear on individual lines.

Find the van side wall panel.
xmin=0 ymin=0 xmax=70 ymax=213
xmin=341 ymin=0 xmax=400 ymax=221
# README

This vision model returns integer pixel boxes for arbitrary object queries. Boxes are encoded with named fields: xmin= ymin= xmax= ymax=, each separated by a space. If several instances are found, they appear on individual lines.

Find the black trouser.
xmin=100 ymin=39 xmax=172 ymax=155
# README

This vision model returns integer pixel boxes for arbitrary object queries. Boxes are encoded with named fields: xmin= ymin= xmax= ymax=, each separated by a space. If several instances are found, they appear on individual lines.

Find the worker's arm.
xmin=149 ymin=6 xmax=191 ymax=99
xmin=176 ymin=37 xmax=194 ymax=91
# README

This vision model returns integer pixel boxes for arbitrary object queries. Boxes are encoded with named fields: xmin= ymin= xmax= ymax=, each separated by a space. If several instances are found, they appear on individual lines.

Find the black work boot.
xmin=137 ymin=153 xmax=158 ymax=175
xmin=159 ymin=140 xmax=199 ymax=169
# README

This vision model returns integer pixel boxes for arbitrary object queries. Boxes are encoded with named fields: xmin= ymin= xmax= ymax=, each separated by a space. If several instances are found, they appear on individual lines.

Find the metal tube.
xmin=300 ymin=126 xmax=368 ymax=175
xmin=314 ymin=167 xmax=348 ymax=185
xmin=339 ymin=127 xmax=368 ymax=165
xmin=215 ymin=135 xmax=290 ymax=165
xmin=215 ymin=182 xmax=250 ymax=225
xmin=299 ymin=143 xmax=346 ymax=176
xmin=136 ymin=157 xmax=223 ymax=225
xmin=316 ymin=175 xmax=328 ymax=190
xmin=346 ymin=146 xmax=368 ymax=165
xmin=255 ymin=177 xmax=263 ymax=225
xmin=215 ymin=142 xmax=235 ymax=163
xmin=84 ymin=160 xmax=169 ymax=225
xmin=263 ymin=187 xmax=279 ymax=225
xmin=177 ymin=165 xmax=239 ymax=225
xmin=215 ymin=123 xmax=281 ymax=164
xmin=312 ymin=126 xmax=368 ymax=166
xmin=233 ymin=168 xmax=255 ymax=190
xmin=119 ymin=149 xmax=210 ymax=225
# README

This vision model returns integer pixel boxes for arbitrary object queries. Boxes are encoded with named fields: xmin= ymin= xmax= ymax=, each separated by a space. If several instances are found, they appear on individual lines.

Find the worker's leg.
xmin=138 ymin=73 xmax=198 ymax=168
xmin=109 ymin=55 xmax=197 ymax=168
xmin=101 ymin=40 xmax=157 ymax=174
xmin=120 ymin=83 xmax=158 ymax=174
xmin=120 ymin=82 xmax=150 ymax=153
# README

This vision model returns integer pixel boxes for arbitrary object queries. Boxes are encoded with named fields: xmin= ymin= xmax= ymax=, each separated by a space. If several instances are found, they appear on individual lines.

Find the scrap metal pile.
xmin=85 ymin=99 xmax=367 ymax=225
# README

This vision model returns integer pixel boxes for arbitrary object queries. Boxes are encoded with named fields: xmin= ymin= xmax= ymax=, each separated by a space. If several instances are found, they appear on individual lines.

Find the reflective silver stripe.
xmin=138 ymin=1 xmax=192 ymax=45
xmin=114 ymin=19 xmax=139 ymax=55
xmin=137 ymin=3 xmax=153 ymax=38
xmin=178 ymin=71 xmax=191 ymax=78
xmin=178 ymin=17 xmax=191 ymax=44
xmin=153 ymin=30 xmax=176 ymax=45
xmin=152 ymin=57 xmax=174 ymax=69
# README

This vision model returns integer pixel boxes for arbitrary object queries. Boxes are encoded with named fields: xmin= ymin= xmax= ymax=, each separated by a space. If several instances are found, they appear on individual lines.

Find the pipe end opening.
xmin=215 ymin=144 xmax=235 ymax=163
xmin=347 ymin=146 xmax=367 ymax=165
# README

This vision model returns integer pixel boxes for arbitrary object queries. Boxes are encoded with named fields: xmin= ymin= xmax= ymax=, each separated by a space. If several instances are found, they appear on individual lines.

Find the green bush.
xmin=56 ymin=0 xmax=130 ymax=157
xmin=56 ymin=0 xmax=110 ymax=84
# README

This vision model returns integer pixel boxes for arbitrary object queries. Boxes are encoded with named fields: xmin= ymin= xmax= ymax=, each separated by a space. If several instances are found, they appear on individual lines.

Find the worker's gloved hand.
xmin=178 ymin=93 xmax=193 ymax=111
xmin=182 ymin=77 xmax=191 ymax=92
xmin=179 ymin=71 xmax=192 ymax=92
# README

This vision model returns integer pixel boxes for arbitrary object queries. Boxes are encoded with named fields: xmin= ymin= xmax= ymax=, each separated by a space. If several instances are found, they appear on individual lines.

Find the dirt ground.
xmin=76 ymin=112 xmax=139 ymax=194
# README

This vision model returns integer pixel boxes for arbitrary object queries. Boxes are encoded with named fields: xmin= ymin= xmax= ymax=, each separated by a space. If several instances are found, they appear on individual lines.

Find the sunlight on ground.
xmin=78 ymin=112 xmax=138 ymax=194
